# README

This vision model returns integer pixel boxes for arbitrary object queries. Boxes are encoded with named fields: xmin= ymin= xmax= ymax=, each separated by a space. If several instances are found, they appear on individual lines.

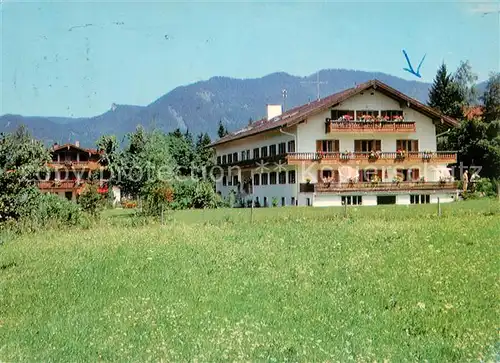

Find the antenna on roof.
xmin=282 ymin=89 xmax=287 ymax=111
xmin=301 ymin=71 xmax=327 ymax=100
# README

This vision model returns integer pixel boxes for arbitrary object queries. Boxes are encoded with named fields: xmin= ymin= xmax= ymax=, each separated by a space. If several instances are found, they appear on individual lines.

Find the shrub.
xmin=78 ymin=184 xmax=105 ymax=217
xmin=475 ymin=178 xmax=497 ymax=198
xmin=3 ymin=189 xmax=84 ymax=232
xmin=272 ymin=197 xmax=279 ymax=207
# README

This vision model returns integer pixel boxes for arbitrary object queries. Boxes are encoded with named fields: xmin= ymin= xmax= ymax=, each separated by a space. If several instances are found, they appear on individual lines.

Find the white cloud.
xmin=469 ymin=2 xmax=500 ymax=14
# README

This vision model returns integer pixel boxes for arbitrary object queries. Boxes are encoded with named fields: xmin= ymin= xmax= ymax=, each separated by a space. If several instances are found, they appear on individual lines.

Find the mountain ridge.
xmin=0 ymin=69 xmax=486 ymax=147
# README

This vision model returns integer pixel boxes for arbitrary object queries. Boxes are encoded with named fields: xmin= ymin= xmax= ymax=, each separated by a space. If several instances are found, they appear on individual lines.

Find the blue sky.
xmin=1 ymin=0 xmax=499 ymax=117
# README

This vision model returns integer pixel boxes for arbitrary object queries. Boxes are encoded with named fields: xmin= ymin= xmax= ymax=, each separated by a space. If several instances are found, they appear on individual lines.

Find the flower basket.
xmin=370 ymin=175 xmax=381 ymax=185
xmin=368 ymin=151 xmax=380 ymax=162
xmin=393 ymin=115 xmax=404 ymax=122
xmin=395 ymin=149 xmax=406 ymax=161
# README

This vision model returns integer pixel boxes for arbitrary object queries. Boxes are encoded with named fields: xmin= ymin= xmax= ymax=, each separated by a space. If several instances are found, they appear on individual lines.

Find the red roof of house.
xmin=210 ymin=79 xmax=459 ymax=147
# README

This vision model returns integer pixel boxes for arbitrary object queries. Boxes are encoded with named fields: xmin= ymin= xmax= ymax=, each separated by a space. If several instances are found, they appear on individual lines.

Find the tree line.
xmin=428 ymin=62 xmax=500 ymax=186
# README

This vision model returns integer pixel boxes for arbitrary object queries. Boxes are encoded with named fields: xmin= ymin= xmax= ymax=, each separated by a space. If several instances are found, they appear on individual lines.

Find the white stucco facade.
xmin=213 ymin=84 xmax=458 ymax=207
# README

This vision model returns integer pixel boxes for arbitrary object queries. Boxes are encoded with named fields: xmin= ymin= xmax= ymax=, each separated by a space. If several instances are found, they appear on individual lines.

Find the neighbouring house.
xmin=37 ymin=142 xmax=121 ymax=204
xmin=210 ymin=79 xmax=459 ymax=207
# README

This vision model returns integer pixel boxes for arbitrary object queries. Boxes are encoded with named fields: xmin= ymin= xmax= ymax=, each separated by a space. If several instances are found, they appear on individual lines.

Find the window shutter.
xmin=396 ymin=140 xmax=402 ymax=150
xmin=412 ymin=140 xmax=419 ymax=151
xmin=354 ymin=140 xmax=362 ymax=152
xmin=317 ymin=169 xmax=322 ymax=183
xmin=358 ymin=169 xmax=364 ymax=182
xmin=412 ymin=168 xmax=420 ymax=181
xmin=334 ymin=170 xmax=339 ymax=182
xmin=334 ymin=140 xmax=340 ymax=152
xmin=375 ymin=140 xmax=382 ymax=151
xmin=316 ymin=140 xmax=322 ymax=152
xmin=377 ymin=169 xmax=383 ymax=180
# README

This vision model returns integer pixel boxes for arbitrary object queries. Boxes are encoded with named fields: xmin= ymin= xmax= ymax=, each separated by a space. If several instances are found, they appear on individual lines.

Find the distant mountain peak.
xmin=1 ymin=68 xmax=485 ymax=147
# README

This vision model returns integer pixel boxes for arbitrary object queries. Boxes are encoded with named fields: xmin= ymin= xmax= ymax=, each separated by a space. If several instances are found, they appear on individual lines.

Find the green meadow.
xmin=1 ymin=200 xmax=499 ymax=362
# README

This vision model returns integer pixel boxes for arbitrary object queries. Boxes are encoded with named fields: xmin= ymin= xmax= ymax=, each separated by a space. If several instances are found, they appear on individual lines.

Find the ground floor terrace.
xmin=215 ymin=160 xmax=458 ymax=207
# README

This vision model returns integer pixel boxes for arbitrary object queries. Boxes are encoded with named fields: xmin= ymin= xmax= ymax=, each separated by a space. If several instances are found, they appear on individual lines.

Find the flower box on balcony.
xmin=395 ymin=149 xmax=406 ymax=161
xmin=368 ymin=151 xmax=380 ymax=162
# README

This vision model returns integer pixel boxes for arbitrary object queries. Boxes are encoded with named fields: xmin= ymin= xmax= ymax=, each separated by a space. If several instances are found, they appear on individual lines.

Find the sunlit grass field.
xmin=1 ymin=200 xmax=499 ymax=361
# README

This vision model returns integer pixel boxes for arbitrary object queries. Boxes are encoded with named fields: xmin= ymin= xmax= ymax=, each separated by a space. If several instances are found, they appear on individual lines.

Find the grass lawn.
xmin=1 ymin=200 xmax=499 ymax=361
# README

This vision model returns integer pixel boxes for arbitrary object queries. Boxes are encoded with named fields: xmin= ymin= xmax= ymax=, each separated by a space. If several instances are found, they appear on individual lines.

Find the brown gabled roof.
xmin=52 ymin=143 xmax=101 ymax=155
xmin=210 ymin=79 xmax=459 ymax=147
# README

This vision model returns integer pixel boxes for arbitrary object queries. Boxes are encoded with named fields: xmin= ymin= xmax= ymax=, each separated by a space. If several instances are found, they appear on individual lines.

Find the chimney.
xmin=267 ymin=104 xmax=282 ymax=121
xmin=75 ymin=140 xmax=80 ymax=147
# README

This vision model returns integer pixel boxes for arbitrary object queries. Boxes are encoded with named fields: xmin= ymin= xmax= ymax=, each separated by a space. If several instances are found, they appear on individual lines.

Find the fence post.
xmin=437 ymin=197 xmax=441 ymax=217
xmin=250 ymin=199 xmax=254 ymax=223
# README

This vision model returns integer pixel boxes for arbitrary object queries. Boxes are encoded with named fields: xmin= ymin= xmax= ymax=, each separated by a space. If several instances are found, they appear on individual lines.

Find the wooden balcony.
xmin=287 ymin=152 xmax=457 ymax=165
xmin=48 ymin=161 xmax=101 ymax=170
xmin=326 ymin=119 xmax=416 ymax=133
xmin=309 ymin=181 xmax=458 ymax=193
xmin=38 ymin=180 xmax=81 ymax=190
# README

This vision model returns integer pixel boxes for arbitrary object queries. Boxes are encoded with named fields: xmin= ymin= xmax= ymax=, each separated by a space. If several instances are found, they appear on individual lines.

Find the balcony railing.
xmin=287 ymin=151 xmax=457 ymax=164
xmin=38 ymin=180 xmax=81 ymax=189
xmin=309 ymin=181 xmax=458 ymax=193
xmin=325 ymin=119 xmax=416 ymax=133
xmin=217 ymin=153 xmax=288 ymax=167
xmin=37 ymin=180 xmax=108 ymax=190
xmin=48 ymin=161 xmax=101 ymax=170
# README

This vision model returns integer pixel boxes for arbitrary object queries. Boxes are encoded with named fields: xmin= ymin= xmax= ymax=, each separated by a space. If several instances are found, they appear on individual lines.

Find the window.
xmin=241 ymin=151 xmax=246 ymax=161
xmin=263 ymin=197 xmax=268 ymax=207
xmin=253 ymin=148 xmax=260 ymax=159
xmin=222 ymin=155 xmax=227 ymax=164
xmin=222 ymin=176 xmax=227 ymax=186
xmin=288 ymin=170 xmax=296 ymax=184
xmin=411 ymin=194 xmax=430 ymax=204
xmin=291 ymin=197 xmax=296 ymax=206
xmin=281 ymin=197 xmax=286 ymax=206
xmin=233 ymin=175 xmax=239 ymax=186
xmin=331 ymin=110 xmax=354 ymax=120
xmin=253 ymin=173 xmax=260 ymax=186
xmin=228 ymin=154 xmax=233 ymax=164
xmin=319 ymin=169 xmax=339 ymax=182
xmin=261 ymin=146 xmax=268 ymax=158
xmin=342 ymin=196 xmax=362 ymax=205
xmin=233 ymin=152 xmax=238 ymax=162
xmin=396 ymin=168 xmax=420 ymax=182
xmin=359 ymin=169 xmax=383 ymax=182
xmin=306 ymin=198 xmax=311 ymax=206
xmin=279 ymin=171 xmax=286 ymax=184
xmin=381 ymin=110 xmax=404 ymax=119
xmin=255 ymin=196 xmax=260 ymax=206
xmin=261 ymin=173 xmax=268 ymax=185
xmin=316 ymin=140 xmax=339 ymax=152
xmin=377 ymin=195 xmax=396 ymax=205
xmin=217 ymin=156 xmax=221 ymax=165
xmin=356 ymin=110 xmax=379 ymax=118
xmin=354 ymin=140 xmax=381 ymax=152
xmin=246 ymin=150 xmax=250 ymax=160
xmin=269 ymin=144 xmax=277 ymax=156
xmin=396 ymin=139 xmax=419 ymax=152
xmin=270 ymin=172 xmax=277 ymax=184
xmin=287 ymin=140 xmax=296 ymax=152
xmin=278 ymin=142 xmax=286 ymax=154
